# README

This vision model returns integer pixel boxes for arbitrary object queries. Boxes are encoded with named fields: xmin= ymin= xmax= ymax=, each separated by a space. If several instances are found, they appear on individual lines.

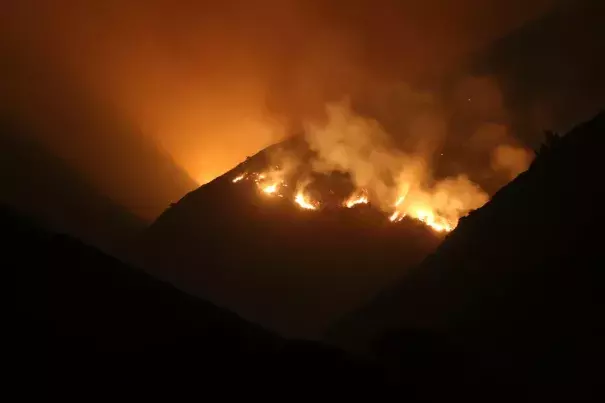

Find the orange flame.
xmin=262 ymin=183 xmax=279 ymax=195
xmin=233 ymin=170 xmax=466 ymax=232
xmin=412 ymin=208 xmax=453 ymax=233
xmin=295 ymin=191 xmax=318 ymax=210
xmin=389 ymin=185 xmax=455 ymax=233
xmin=344 ymin=190 xmax=369 ymax=208
xmin=232 ymin=173 xmax=246 ymax=183
xmin=389 ymin=211 xmax=404 ymax=222
xmin=390 ymin=207 xmax=453 ymax=232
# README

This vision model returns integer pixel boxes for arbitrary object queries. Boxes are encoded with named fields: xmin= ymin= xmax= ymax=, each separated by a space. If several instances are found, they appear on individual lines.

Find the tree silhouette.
xmin=535 ymin=130 xmax=562 ymax=157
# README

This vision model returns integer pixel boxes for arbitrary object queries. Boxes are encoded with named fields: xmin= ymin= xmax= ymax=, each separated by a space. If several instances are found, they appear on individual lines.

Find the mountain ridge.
xmin=0 ymin=118 xmax=145 ymax=256
xmin=324 ymin=112 xmax=604 ymax=399
xmin=135 ymin=136 xmax=443 ymax=338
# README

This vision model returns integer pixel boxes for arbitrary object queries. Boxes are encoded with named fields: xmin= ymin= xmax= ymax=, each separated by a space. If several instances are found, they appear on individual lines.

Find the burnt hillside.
xmin=136 ymin=137 xmax=442 ymax=338
xmin=7 ymin=205 xmax=388 ymax=397
xmin=327 ymin=111 xmax=605 ymax=399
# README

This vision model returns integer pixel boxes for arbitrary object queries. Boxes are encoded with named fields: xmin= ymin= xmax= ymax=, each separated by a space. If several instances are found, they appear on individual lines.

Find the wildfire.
xmin=389 ymin=207 xmax=453 ymax=232
xmin=232 ymin=173 xmax=246 ymax=183
xmin=389 ymin=211 xmax=405 ymax=222
xmin=412 ymin=209 xmax=453 ymax=233
xmin=294 ymin=191 xmax=318 ymax=210
xmin=262 ymin=183 xmax=279 ymax=195
xmin=344 ymin=190 xmax=369 ymax=208
xmin=225 ymin=102 xmax=492 ymax=234
xmin=232 ymin=169 xmax=463 ymax=233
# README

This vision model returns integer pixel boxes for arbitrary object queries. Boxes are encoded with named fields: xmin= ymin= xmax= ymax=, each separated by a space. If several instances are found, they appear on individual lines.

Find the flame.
xmin=294 ymin=191 xmax=318 ymax=210
xmin=231 ymin=168 xmax=473 ymax=233
xmin=395 ymin=195 xmax=406 ymax=207
xmin=232 ymin=173 xmax=246 ymax=183
xmin=344 ymin=190 xmax=369 ymax=208
xmin=389 ymin=211 xmax=404 ymax=222
xmin=412 ymin=208 xmax=454 ymax=233
xmin=252 ymin=170 xmax=285 ymax=196
xmin=262 ymin=183 xmax=279 ymax=195
xmin=395 ymin=184 xmax=410 ymax=207
xmin=227 ymin=103 xmax=489 ymax=233
xmin=390 ymin=206 xmax=453 ymax=232
xmin=387 ymin=183 xmax=459 ymax=233
xmin=302 ymin=103 xmax=490 ymax=233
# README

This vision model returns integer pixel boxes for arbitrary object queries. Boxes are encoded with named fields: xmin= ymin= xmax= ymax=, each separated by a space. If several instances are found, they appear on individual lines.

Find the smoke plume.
xmin=304 ymin=102 xmax=489 ymax=228
xmin=491 ymin=145 xmax=534 ymax=180
xmin=1 ymin=0 xmax=555 ymax=217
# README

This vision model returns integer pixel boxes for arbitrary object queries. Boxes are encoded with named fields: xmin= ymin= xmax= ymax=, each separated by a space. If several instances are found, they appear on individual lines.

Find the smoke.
xmin=1 ymin=0 xmax=553 ymax=184
xmin=469 ymin=122 xmax=534 ymax=182
xmin=304 ymin=101 xmax=489 ymax=226
xmin=491 ymin=145 xmax=534 ymax=180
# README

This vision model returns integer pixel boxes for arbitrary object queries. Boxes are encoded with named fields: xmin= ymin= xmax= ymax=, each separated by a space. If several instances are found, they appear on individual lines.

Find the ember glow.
xmin=301 ymin=103 xmax=492 ymax=233
xmin=413 ymin=209 xmax=454 ymax=233
xmin=294 ymin=192 xmax=319 ymax=210
xmin=249 ymin=170 xmax=288 ymax=197
xmin=231 ymin=170 xmax=469 ymax=233
xmin=388 ymin=184 xmax=456 ymax=231
xmin=389 ymin=204 xmax=454 ymax=232
xmin=389 ymin=188 xmax=458 ymax=232
xmin=395 ymin=186 xmax=409 ymax=207
xmin=262 ymin=183 xmax=279 ymax=195
xmin=232 ymin=173 xmax=246 ymax=183
xmin=344 ymin=190 xmax=369 ymax=208
xmin=227 ymin=103 xmax=496 ymax=233
xmin=389 ymin=211 xmax=404 ymax=222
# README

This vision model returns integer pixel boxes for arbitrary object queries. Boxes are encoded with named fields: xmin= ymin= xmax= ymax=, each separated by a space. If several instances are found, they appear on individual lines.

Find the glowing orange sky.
xmin=2 ymin=0 xmax=554 ymax=186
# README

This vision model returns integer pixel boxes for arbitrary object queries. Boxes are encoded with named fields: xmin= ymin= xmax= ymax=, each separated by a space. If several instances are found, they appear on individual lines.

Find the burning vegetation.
xmin=344 ymin=189 xmax=369 ymax=208
xmin=232 ymin=169 xmax=467 ymax=232
xmin=226 ymin=102 xmax=529 ymax=233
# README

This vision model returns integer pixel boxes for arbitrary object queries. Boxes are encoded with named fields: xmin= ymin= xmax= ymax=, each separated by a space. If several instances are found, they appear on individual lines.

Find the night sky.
xmin=2 ymin=0 xmax=602 ymax=216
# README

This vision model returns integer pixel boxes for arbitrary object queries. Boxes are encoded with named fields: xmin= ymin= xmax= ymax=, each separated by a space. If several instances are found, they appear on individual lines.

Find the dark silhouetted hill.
xmin=2 ymin=52 xmax=198 ymax=221
xmin=7 ymin=205 xmax=390 ymax=397
xmin=135 ymin=137 xmax=442 ymax=338
xmin=327 ymin=112 xmax=605 ymax=400
xmin=0 ymin=118 xmax=144 ymax=255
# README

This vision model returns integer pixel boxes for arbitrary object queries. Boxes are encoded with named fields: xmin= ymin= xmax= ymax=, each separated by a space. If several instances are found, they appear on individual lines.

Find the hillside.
xmin=326 ymin=112 xmax=604 ymax=399
xmin=1 ymin=53 xmax=198 ymax=221
xmin=136 ymin=137 xmax=443 ymax=338
xmin=0 ymin=118 xmax=144 ymax=255
xmin=7 ymin=205 xmax=389 ymax=397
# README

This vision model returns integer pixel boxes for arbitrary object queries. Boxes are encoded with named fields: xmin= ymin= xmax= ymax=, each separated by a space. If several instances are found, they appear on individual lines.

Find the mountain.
xmin=7 ymin=205 xmax=389 ymax=397
xmin=1 ymin=52 xmax=198 ymax=252
xmin=1 ymin=51 xmax=198 ymax=221
xmin=135 ymin=137 xmax=443 ymax=338
xmin=326 ymin=112 xmax=604 ymax=399
xmin=0 ymin=118 xmax=144 ymax=255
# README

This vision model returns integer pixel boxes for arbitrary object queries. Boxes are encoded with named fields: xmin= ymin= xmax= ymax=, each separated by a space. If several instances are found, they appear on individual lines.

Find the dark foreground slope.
xmin=0 ymin=119 xmax=144 ymax=256
xmin=136 ymin=139 xmax=442 ymax=338
xmin=328 ymin=113 xmax=605 ymax=399
xmin=7 ymin=206 xmax=389 ymax=397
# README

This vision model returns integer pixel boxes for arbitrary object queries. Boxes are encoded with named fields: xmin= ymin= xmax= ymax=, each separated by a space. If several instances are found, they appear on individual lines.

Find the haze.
xmin=1 ymin=0 xmax=573 ymax=218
